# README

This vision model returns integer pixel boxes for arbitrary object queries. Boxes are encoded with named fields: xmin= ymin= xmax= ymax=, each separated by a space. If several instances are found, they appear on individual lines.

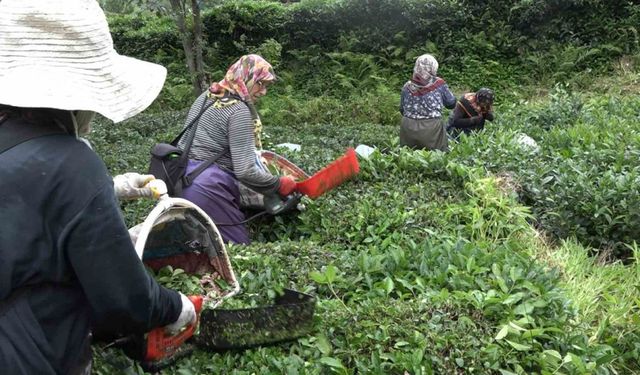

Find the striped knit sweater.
xmin=178 ymin=91 xmax=279 ymax=193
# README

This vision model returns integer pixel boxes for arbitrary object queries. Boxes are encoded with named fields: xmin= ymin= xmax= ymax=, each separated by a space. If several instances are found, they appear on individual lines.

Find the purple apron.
xmin=180 ymin=160 xmax=250 ymax=244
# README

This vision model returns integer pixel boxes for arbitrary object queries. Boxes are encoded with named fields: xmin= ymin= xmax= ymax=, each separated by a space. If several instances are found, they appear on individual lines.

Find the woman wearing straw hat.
xmin=399 ymin=54 xmax=456 ymax=151
xmin=0 ymin=1 xmax=195 ymax=373
xmin=177 ymin=54 xmax=297 ymax=245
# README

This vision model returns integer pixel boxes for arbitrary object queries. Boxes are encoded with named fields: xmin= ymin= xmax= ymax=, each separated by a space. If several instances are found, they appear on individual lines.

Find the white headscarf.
xmin=413 ymin=54 xmax=439 ymax=84
xmin=404 ymin=54 xmax=440 ymax=94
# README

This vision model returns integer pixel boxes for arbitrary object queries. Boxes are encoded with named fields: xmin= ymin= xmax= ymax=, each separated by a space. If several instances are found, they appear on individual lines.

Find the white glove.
xmin=113 ymin=173 xmax=155 ymax=200
xmin=165 ymin=293 xmax=197 ymax=334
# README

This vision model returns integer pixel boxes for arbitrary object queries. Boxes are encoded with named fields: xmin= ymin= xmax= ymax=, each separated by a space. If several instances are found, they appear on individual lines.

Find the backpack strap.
xmin=169 ymin=97 xmax=214 ymax=146
xmin=180 ymin=93 xmax=260 ymax=186
xmin=0 ymin=116 xmax=66 ymax=154
xmin=458 ymin=96 xmax=480 ymax=118
xmin=172 ymin=93 xmax=244 ymax=189
xmin=181 ymin=147 xmax=227 ymax=187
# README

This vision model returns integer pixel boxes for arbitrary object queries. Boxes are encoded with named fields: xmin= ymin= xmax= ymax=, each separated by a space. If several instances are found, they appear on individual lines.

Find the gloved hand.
xmin=113 ymin=173 xmax=156 ymax=200
xmin=483 ymin=111 xmax=495 ymax=121
xmin=470 ymin=116 xmax=485 ymax=127
xmin=165 ymin=293 xmax=197 ymax=335
xmin=278 ymin=176 xmax=297 ymax=197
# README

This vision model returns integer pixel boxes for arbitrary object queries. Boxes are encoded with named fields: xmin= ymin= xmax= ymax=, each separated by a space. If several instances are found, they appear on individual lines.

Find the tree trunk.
xmin=169 ymin=0 xmax=205 ymax=97
xmin=191 ymin=0 xmax=207 ymax=94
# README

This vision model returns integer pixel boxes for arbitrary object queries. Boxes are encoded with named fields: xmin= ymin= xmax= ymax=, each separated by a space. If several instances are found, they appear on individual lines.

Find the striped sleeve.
xmin=227 ymin=105 xmax=278 ymax=192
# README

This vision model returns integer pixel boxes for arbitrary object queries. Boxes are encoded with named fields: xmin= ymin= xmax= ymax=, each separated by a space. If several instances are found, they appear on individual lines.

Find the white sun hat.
xmin=0 ymin=0 xmax=166 ymax=123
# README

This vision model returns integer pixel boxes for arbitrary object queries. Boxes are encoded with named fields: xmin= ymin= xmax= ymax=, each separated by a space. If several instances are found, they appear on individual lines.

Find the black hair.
xmin=476 ymin=88 xmax=495 ymax=105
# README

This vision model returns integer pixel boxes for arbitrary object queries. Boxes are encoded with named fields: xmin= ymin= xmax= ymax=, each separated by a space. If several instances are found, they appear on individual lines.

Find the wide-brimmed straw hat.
xmin=0 ymin=0 xmax=166 ymax=123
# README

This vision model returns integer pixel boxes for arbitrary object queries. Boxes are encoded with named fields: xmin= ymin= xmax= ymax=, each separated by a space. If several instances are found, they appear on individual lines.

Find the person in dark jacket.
xmin=399 ymin=54 xmax=456 ymax=151
xmin=0 ymin=1 xmax=195 ymax=374
xmin=447 ymin=88 xmax=496 ymax=139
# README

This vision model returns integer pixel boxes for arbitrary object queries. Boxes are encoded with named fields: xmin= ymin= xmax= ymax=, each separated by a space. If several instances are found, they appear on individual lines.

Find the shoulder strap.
xmin=458 ymin=97 xmax=479 ymax=118
xmin=181 ymin=147 xmax=228 ymax=187
xmin=170 ymin=97 xmax=214 ymax=146
xmin=178 ymin=93 xmax=247 ymax=187
xmin=181 ymin=92 xmax=249 ymax=186
xmin=0 ymin=117 xmax=66 ymax=154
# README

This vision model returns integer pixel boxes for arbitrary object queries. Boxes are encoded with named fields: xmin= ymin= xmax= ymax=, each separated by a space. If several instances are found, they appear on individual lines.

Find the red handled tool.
xmin=139 ymin=295 xmax=204 ymax=371
xmin=250 ymin=149 xmax=359 ymax=217
xmin=111 ymin=290 xmax=315 ymax=372
xmin=136 ymin=291 xmax=315 ymax=371
xmin=296 ymin=148 xmax=360 ymax=199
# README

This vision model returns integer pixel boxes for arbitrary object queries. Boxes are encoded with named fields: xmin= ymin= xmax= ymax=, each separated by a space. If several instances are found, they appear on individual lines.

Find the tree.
xmin=100 ymin=0 xmax=209 ymax=96
xmin=168 ymin=0 xmax=208 ymax=96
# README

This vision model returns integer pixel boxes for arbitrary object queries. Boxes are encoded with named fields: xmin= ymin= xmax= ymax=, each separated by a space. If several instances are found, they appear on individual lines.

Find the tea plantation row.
xmin=91 ymin=79 xmax=640 ymax=374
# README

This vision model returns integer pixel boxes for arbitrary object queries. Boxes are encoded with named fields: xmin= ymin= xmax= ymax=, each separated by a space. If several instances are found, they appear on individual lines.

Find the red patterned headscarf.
xmin=209 ymin=54 xmax=276 ymax=103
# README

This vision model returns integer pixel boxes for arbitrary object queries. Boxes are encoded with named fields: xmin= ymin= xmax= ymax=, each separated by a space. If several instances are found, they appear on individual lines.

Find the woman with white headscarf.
xmin=399 ymin=54 xmax=456 ymax=151
xmin=0 ymin=1 xmax=195 ymax=373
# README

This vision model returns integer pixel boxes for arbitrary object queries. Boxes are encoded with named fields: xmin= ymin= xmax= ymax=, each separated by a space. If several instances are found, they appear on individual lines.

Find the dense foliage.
xmin=106 ymin=0 xmax=640 ymax=107
xmin=449 ymin=86 xmax=640 ymax=258
xmin=89 ymin=1 xmax=640 ymax=374
xmin=91 ymin=76 xmax=640 ymax=373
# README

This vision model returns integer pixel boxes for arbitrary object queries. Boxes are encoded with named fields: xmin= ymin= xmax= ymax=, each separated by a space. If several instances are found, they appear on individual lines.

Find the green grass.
xmin=536 ymin=240 xmax=640 ymax=356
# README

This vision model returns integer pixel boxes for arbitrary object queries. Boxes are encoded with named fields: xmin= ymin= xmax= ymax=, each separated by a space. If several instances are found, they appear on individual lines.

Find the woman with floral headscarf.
xmin=177 ymin=54 xmax=296 ymax=244
xmin=399 ymin=54 xmax=456 ymax=151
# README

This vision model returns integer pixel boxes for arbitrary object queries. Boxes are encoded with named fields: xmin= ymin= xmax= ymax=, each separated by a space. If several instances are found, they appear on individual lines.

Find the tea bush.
xmin=93 ymin=144 xmax=639 ymax=374
xmin=88 ymin=2 xmax=640 ymax=371
xmin=90 ymin=79 xmax=640 ymax=258
xmin=448 ymin=88 xmax=640 ymax=258
xmin=91 ymin=86 xmax=640 ymax=372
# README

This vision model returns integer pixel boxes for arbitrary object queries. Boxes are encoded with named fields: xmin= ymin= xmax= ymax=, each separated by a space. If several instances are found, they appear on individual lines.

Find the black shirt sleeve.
xmin=451 ymin=115 xmax=484 ymax=129
xmin=484 ymin=111 xmax=495 ymax=121
xmin=448 ymin=103 xmax=484 ymax=130
xmin=59 ymin=154 xmax=181 ymax=334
